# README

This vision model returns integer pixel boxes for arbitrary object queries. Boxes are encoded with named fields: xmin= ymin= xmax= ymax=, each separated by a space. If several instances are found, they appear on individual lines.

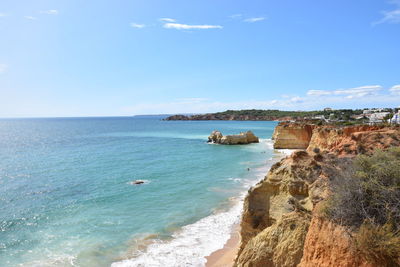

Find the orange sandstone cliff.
xmin=272 ymin=123 xmax=314 ymax=149
xmin=235 ymin=124 xmax=400 ymax=267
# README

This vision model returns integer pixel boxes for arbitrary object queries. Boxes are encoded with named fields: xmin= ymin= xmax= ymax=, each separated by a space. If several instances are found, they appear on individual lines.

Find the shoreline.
xmin=204 ymin=147 xmax=292 ymax=267
xmin=205 ymin=223 xmax=241 ymax=267
xmin=112 ymin=140 xmax=289 ymax=267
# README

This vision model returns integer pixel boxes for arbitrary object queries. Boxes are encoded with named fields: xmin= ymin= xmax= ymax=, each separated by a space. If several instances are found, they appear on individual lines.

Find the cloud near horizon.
xmin=122 ymin=84 xmax=400 ymax=115
xmin=307 ymin=85 xmax=383 ymax=99
xmin=24 ymin=16 xmax=37 ymax=20
xmin=130 ymin=23 xmax=145 ymax=28
xmin=390 ymin=85 xmax=400 ymax=95
xmin=374 ymin=0 xmax=400 ymax=24
xmin=244 ymin=17 xmax=265 ymax=23
xmin=163 ymin=23 xmax=222 ymax=30
xmin=0 ymin=64 xmax=7 ymax=73
xmin=159 ymin=18 xmax=176 ymax=22
xmin=40 ymin=10 xmax=58 ymax=15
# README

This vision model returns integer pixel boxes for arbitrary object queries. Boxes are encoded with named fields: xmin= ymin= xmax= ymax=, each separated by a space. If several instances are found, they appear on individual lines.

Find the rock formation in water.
xmin=208 ymin=130 xmax=259 ymax=145
xmin=235 ymin=124 xmax=400 ymax=267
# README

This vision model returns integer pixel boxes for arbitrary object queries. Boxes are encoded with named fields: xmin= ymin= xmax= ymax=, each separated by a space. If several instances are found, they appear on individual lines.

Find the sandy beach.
xmin=205 ymin=224 xmax=241 ymax=267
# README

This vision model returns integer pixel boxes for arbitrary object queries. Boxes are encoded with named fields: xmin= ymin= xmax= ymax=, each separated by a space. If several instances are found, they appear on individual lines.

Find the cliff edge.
xmin=235 ymin=124 xmax=400 ymax=267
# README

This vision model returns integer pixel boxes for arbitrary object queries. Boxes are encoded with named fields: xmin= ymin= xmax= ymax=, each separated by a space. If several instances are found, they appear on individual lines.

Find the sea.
xmin=0 ymin=116 xmax=282 ymax=267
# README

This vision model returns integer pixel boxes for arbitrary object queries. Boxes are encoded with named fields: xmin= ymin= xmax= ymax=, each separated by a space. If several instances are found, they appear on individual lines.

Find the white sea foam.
xmin=111 ymin=200 xmax=243 ymax=267
xmin=112 ymin=142 xmax=284 ymax=267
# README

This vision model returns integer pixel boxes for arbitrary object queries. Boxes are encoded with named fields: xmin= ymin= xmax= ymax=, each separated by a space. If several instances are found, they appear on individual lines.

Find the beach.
xmin=205 ymin=224 xmax=241 ymax=267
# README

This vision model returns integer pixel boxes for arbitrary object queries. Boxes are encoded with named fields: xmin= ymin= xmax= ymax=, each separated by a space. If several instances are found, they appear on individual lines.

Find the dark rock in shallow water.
xmin=130 ymin=180 xmax=145 ymax=185
xmin=207 ymin=130 xmax=259 ymax=145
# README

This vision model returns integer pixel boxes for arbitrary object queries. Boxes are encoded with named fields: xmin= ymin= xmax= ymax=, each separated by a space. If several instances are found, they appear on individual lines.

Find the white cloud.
xmin=159 ymin=18 xmax=176 ymax=22
xmin=0 ymin=13 xmax=7 ymax=18
xmin=229 ymin=14 xmax=242 ymax=19
xmin=41 ymin=10 xmax=58 ymax=15
xmin=120 ymin=84 xmax=400 ymax=115
xmin=130 ymin=23 xmax=145 ymax=28
xmin=290 ymin=96 xmax=304 ymax=103
xmin=334 ymin=85 xmax=382 ymax=98
xmin=0 ymin=64 xmax=7 ymax=73
xmin=163 ymin=23 xmax=222 ymax=30
xmin=244 ymin=17 xmax=265 ymax=23
xmin=389 ymin=85 xmax=400 ymax=95
xmin=374 ymin=1 xmax=400 ymax=24
xmin=307 ymin=90 xmax=332 ymax=96
xmin=24 ymin=16 xmax=37 ymax=20
xmin=307 ymin=85 xmax=382 ymax=99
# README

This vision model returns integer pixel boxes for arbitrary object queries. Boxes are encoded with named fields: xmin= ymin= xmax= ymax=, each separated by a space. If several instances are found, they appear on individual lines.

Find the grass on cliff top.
xmin=324 ymin=147 xmax=400 ymax=265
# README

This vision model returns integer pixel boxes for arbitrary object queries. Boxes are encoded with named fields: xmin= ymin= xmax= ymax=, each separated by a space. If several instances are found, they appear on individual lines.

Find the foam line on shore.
xmin=112 ymin=140 xmax=288 ymax=267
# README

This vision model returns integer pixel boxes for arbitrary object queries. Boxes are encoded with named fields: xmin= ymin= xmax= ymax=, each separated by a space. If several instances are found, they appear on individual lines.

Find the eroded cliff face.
xmin=307 ymin=126 xmax=400 ymax=156
xmin=298 ymin=206 xmax=374 ymax=267
xmin=272 ymin=123 xmax=314 ymax=149
xmin=235 ymin=124 xmax=400 ymax=267
xmin=235 ymin=150 xmax=352 ymax=267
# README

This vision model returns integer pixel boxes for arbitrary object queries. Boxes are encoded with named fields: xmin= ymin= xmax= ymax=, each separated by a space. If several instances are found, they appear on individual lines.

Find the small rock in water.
xmin=130 ymin=180 xmax=145 ymax=185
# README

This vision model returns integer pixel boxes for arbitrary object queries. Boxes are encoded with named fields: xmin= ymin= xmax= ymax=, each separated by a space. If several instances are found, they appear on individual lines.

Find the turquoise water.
xmin=0 ymin=117 xmax=278 ymax=266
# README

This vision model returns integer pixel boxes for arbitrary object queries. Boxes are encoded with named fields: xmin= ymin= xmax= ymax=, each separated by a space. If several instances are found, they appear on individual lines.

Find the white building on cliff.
xmin=391 ymin=111 xmax=400 ymax=124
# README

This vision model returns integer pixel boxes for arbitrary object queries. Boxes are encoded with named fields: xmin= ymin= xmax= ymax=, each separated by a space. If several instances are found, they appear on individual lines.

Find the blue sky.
xmin=0 ymin=0 xmax=400 ymax=117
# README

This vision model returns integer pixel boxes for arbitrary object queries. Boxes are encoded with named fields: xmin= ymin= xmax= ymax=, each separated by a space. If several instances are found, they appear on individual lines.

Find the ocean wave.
xmin=112 ymin=148 xmax=283 ymax=267
xmin=111 ymin=202 xmax=243 ymax=267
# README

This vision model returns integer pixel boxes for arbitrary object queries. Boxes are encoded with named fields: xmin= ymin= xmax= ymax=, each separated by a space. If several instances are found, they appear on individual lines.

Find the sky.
xmin=0 ymin=0 xmax=400 ymax=117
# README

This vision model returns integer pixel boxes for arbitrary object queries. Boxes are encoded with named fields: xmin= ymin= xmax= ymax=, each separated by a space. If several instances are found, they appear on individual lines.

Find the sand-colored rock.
xmin=208 ymin=131 xmax=259 ymax=145
xmin=272 ymin=123 xmax=314 ymax=149
xmin=236 ymin=150 xmax=352 ymax=267
xmin=234 ymin=124 xmax=400 ymax=267
xmin=236 ymin=212 xmax=311 ymax=267
xmin=299 ymin=206 xmax=375 ymax=267
xmin=307 ymin=126 xmax=400 ymax=156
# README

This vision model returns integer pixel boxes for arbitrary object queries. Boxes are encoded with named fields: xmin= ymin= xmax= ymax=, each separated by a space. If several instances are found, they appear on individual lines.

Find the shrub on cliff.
xmin=324 ymin=147 xmax=400 ymax=265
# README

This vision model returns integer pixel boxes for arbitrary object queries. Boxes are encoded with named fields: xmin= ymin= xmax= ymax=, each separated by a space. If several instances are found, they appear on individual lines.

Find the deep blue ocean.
xmin=0 ymin=117 xmax=279 ymax=266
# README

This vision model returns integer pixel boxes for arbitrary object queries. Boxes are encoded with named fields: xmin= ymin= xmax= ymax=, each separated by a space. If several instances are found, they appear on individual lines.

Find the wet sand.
xmin=205 ymin=224 xmax=241 ymax=267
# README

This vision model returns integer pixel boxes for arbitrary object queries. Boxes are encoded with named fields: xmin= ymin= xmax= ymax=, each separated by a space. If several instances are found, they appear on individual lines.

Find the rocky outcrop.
xmin=307 ymin=126 xmax=400 ymax=156
xmin=235 ymin=124 xmax=400 ymax=267
xmin=208 ymin=131 xmax=259 ymax=145
xmin=273 ymin=123 xmax=400 ymax=155
xmin=236 ymin=212 xmax=311 ymax=267
xmin=235 ymin=150 xmax=353 ymax=267
xmin=272 ymin=123 xmax=314 ymax=149
xmin=163 ymin=114 xmax=190 ymax=120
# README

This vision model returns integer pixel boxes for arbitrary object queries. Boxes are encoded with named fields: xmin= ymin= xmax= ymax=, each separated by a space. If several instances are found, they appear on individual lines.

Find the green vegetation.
xmin=210 ymin=109 xmax=367 ymax=119
xmin=214 ymin=109 xmax=320 ymax=118
xmin=324 ymin=148 xmax=400 ymax=265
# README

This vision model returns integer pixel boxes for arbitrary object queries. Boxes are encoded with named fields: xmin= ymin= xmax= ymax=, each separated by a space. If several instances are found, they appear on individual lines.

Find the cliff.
xmin=235 ymin=150 xmax=353 ymax=267
xmin=272 ymin=123 xmax=400 ymax=154
xmin=272 ymin=123 xmax=315 ymax=149
xmin=307 ymin=125 xmax=400 ymax=156
xmin=234 ymin=124 xmax=400 ymax=267
xmin=298 ymin=206 xmax=374 ymax=267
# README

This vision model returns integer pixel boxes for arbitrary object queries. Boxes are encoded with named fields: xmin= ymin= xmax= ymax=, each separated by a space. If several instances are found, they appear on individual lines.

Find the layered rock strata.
xmin=235 ymin=124 xmax=400 ymax=267
xmin=272 ymin=123 xmax=314 ymax=149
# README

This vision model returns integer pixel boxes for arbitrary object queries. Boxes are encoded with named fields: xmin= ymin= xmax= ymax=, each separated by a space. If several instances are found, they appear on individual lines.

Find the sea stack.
xmin=208 ymin=130 xmax=259 ymax=145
